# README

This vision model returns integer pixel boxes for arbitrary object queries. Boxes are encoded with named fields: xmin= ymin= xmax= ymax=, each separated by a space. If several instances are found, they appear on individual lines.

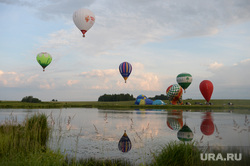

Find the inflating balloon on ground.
xmin=152 ymin=100 xmax=166 ymax=105
xmin=166 ymin=84 xmax=183 ymax=105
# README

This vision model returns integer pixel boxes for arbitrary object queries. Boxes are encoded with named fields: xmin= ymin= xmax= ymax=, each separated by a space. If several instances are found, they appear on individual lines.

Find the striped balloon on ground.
xmin=118 ymin=130 xmax=132 ymax=152
xmin=119 ymin=62 xmax=132 ymax=83
xmin=176 ymin=73 xmax=192 ymax=93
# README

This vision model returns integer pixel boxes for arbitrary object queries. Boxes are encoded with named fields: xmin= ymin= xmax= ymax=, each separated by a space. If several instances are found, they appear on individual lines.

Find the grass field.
xmin=0 ymin=99 xmax=250 ymax=110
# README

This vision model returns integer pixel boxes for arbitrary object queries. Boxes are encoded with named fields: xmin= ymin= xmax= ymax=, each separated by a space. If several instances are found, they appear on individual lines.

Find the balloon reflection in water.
xmin=118 ymin=130 xmax=132 ymax=152
xmin=200 ymin=112 xmax=215 ymax=136
xmin=177 ymin=124 xmax=194 ymax=142
xmin=167 ymin=110 xmax=183 ymax=131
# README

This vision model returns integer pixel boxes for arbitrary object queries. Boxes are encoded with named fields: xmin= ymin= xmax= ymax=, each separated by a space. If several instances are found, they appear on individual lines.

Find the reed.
xmin=150 ymin=141 xmax=202 ymax=166
xmin=0 ymin=113 xmax=64 ymax=165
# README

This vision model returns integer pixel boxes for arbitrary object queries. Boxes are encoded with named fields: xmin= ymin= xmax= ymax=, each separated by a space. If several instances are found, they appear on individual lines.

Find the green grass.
xmin=0 ymin=99 xmax=250 ymax=110
xmin=0 ymin=113 xmax=65 ymax=165
xmin=151 ymin=141 xmax=202 ymax=166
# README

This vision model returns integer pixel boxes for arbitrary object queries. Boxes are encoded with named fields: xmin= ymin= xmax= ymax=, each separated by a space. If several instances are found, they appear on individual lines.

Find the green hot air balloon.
xmin=176 ymin=73 xmax=192 ymax=93
xmin=177 ymin=124 xmax=194 ymax=142
xmin=36 ymin=52 xmax=52 ymax=72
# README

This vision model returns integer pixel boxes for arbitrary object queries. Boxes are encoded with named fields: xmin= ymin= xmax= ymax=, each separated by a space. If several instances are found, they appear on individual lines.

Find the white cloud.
xmin=208 ymin=62 xmax=224 ymax=70
xmin=0 ymin=70 xmax=23 ymax=87
xmin=240 ymin=58 xmax=250 ymax=64
xmin=80 ymin=69 xmax=118 ymax=78
xmin=66 ymin=80 xmax=79 ymax=86
xmin=39 ymin=81 xmax=55 ymax=89
xmin=77 ymin=63 xmax=162 ymax=92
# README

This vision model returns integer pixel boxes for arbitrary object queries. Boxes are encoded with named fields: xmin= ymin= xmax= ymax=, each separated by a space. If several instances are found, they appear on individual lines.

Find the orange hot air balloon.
xmin=200 ymin=112 xmax=215 ymax=136
xmin=166 ymin=84 xmax=183 ymax=105
xmin=199 ymin=80 xmax=213 ymax=103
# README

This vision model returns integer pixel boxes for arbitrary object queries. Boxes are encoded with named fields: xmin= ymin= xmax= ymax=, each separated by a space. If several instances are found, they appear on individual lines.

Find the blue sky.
xmin=0 ymin=0 xmax=250 ymax=101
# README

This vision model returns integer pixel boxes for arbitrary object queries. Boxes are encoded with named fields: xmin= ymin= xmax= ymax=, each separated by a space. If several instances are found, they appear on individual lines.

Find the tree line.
xmin=98 ymin=94 xmax=135 ymax=102
xmin=21 ymin=96 xmax=41 ymax=103
xmin=149 ymin=94 xmax=167 ymax=100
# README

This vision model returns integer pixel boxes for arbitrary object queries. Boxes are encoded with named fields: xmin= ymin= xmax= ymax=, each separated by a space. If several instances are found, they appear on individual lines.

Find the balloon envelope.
xmin=73 ymin=8 xmax=95 ymax=37
xmin=166 ymin=84 xmax=183 ymax=105
xmin=36 ymin=52 xmax=52 ymax=71
xmin=119 ymin=62 xmax=132 ymax=83
xmin=118 ymin=130 xmax=132 ymax=152
xmin=176 ymin=73 xmax=192 ymax=92
xmin=152 ymin=100 xmax=166 ymax=105
xmin=199 ymin=80 xmax=213 ymax=102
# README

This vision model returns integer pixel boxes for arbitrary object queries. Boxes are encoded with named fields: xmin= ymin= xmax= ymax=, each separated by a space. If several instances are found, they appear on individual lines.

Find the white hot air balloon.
xmin=73 ymin=8 xmax=95 ymax=37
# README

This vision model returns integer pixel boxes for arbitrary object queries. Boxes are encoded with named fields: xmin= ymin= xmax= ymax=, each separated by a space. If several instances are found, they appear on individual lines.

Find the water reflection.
xmin=177 ymin=124 xmax=194 ymax=142
xmin=0 ymin=108 xmax=249 ymax=164
xmin=200 ymin=112 xmax=215 ymax=136
xmin=118 ymin=130 xmax=132 ymax=152
xmin=167 ymin=110 xmax=183 ymax=131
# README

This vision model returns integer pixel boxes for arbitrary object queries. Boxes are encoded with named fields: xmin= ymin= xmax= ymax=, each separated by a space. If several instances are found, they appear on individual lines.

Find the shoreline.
xmin=0 ymin=99 xmax=250 ymax=110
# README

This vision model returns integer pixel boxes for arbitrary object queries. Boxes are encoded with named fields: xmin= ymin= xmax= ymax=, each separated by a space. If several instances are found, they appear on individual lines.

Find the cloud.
xmin=33 ymin=0 xmax=250 ymax=60
xmin=0 ymin=70 xmax=23 ymax=87
xmin=208 ymin=59 xmax=250 ymax=98
xmin=77 ymin=63 xmax=162 ymax=92
xmin=39 ymin=81 xmax=55 ymax=89
xmin=66 ymin=80 xmax=79 ymax=86
xmin=0 ymin=70 xmax=53 ymax=89
xmin=80 ymin=69 xmax=118 ymax=78
xmin=208 ymin=62 xmax=224 ymax=70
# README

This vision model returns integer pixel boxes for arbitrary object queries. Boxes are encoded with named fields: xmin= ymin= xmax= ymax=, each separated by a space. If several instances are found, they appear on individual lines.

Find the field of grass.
xmin=0 ymin=99 xmax=250 ymax=110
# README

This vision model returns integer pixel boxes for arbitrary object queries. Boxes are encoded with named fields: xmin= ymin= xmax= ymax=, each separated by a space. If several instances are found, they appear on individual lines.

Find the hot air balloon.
xmin=166 ymin=84 xmax=183 ymax=105
xmin=176 ymin=73 xmax=192 ymax=93
xmin=177 ymin=124 xmax=194 ymax=142
xmin=167 ymin=110 xmax=183 ymax=131
xmin=119 ymin=62 xmax=132 ymax=83
xmin=152 ymin=100 xmax=166 ymax=105
xmin=118 ymin=130 xmax=132 ymax=152
xmin=73 ymin=8 xmax=95 ymax=37
xmin=36 ymin=52 xmax=52 ymax=72
xmin=200 ymin=112 xmax=214 ymax=136
xmin=199 ymin=80 xmax=213 ymax=103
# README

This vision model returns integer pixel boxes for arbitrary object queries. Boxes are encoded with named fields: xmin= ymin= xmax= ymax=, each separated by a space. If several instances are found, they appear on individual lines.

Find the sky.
xmin=0 ymin=0 xmax=250 ymax=101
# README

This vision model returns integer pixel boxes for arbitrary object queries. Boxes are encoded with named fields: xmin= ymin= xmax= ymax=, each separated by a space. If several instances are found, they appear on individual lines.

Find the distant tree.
xmin=98 ymin=93 xmax=135 ymax=102
xmin=21 ymin=96 xmax=41 ymax=103
xmin=149 ymin=94 xmax=167 ymax=100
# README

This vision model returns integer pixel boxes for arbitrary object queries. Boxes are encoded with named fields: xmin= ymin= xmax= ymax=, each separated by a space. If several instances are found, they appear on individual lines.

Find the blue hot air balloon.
xmin=119 ymin=62 xmax=132 ymax=83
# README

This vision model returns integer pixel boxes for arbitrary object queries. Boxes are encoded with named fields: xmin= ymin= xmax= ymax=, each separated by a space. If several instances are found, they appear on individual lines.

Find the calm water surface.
xmin=0 ymin=108 xmax=249 ymax=164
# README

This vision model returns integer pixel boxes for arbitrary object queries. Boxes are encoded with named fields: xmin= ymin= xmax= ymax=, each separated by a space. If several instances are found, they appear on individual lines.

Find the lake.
xmin=0 ymin=108 xmax=249 ymax=165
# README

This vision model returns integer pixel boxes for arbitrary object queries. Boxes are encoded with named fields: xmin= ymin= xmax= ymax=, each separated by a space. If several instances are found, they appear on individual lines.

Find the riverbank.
xmin=0 ymin=99 xmax=249 ymax=110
